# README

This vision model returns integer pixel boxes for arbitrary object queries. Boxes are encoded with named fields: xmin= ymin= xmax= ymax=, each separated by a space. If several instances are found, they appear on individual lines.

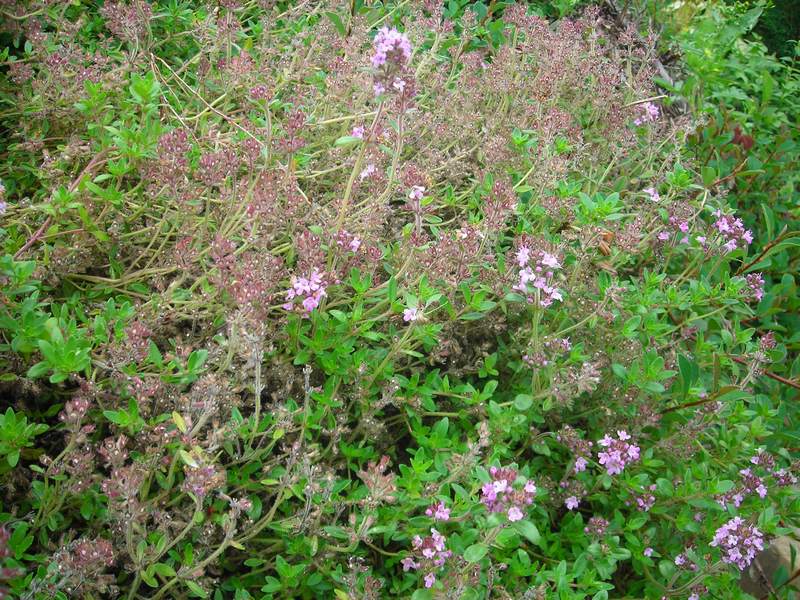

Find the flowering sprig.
xmin=596 ymin=431 xmax=640 ymax=476
xmin=743 ymin=272 xmax=765 ymax=302
xmin=643 ymin=186 xmax=660 ymax=202
xmin=283 ymin=269 xmax=327 ymax=315
xmin=512 ymin=245 xmax=563 ymax=307
xmin=401 ymin=528 xmax=452 ymax=588
xmin=713 ymin=209 xmax=754 ymax=253
xmin=480 ymin=466 xmax=537 ymax=522
xmin=710 ymin=517 xmax=764 ymax=570
xmin=425 ymin=501 xmax=450 ymax=522
xmin=403 ymin=306 xmax=421 ymax=323
xmin=371 ymin=27 xmax=412 ymax=97
xmin=633 ymin=101 xmax=660 ymax=126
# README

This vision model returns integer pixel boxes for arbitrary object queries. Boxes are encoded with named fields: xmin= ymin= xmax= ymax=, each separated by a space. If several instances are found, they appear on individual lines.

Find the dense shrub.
xmin=0 ymin=1 xmax=798 ymax=599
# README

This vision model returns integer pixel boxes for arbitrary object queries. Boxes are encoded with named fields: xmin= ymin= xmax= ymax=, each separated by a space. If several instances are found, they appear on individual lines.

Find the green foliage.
xmin=0 ymin=408 xmax=47 ymax=470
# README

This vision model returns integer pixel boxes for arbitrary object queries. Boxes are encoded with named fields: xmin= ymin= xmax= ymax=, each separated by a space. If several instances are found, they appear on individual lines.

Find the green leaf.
xmin=187 ymin=349 xmax=208 ymax=373
xmin=463 ymin=543 xmax=489 ymax=563
xmin=513 ymin=394 xmax=533 ymax=411
xmin=185 ymin=580 xmax=208 ymax=598
xmin=512 ymin=520 xmax=541 ymax=546
xmin=334 ymin=135 xmax=362 ymax=147
xmin=178 ymin=449 xmax=199 ymax=468
xmin=103 ymin=410 xmax=128 ymax=426
xmin=141 ymin=568 xmax=158 ymax=587
xmin=325 ymin=11 xmax=347 ymax=36
xmin=26 ymin=361 xmax=51 ymax=379
xmin=152 ymin=563 xmax=176 ymax=577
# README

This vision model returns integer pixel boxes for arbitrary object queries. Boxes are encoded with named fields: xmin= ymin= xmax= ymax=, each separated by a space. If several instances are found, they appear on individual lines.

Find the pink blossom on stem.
xmin=633 ymin=101 xmax=660 ymax=126
xmin=643 ymin=186 xmax=660 ymax=202
xmin=403 ymin=306 xmax=421 ymax=322
xmin=596 ymin=431 xmax=640 ymax=476
xmin=425 ymin=501 xmax=450 ymax=521
xmin=284 ymin=269 xmax=327 ymax=315
xmin=710 ymin=517 xmax=764 ymax=570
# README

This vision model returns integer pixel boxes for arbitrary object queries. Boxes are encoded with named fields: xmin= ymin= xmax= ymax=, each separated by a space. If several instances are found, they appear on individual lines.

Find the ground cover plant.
xmin=0 ymin=1 xmax=799 ymax=598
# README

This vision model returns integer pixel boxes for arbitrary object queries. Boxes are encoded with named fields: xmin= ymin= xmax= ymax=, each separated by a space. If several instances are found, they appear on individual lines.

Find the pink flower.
xmin=643 ymin=547 xmax=653 ymax=557
xmin=424 ymin=572 xmax=436 ymax=588
xmin=507 ymin=506 xmax=524 ymax=522
xmin=371 ymin=27 xmax=412 ymax=69
xmin=403 ymin=307 xmax=421 ymax=322
xmin=565 ymin=496 xmax=579 ymax=510
xmin=596 ymin=431 xmax=640 ymax=476
xmin=512 ymin=245 xmax=563 ymax=307
xmin=574 ymin=457 xmax=588 ymax=473
xmin=744 ymin=272 xmax=765 ymax=302
xmin=633 ymin=101 xmax=660 ymax=126
xmin=284 ymin=269 xmax=327 ymax=315
xmin=408 ymin=185 xmax=426 ymax=201
xmin=480 ymin=466 xmax=536 ymax=520
xmin=516 ymin=246 xmax=531 ymax=267
xmin=714 ymin=209 xmax=754 ymax=253
xmin=359 ymin=163 xmax=377 ymax=180
xmin=710 ymin=517 xmax=764 ymax=570
xmin=425 ymin=501 xmax=450 ymax=522
xmin=352 ymin=125 xmax=365 ymax=138
xmin=644 ymin=186 xmax=660 ymax=202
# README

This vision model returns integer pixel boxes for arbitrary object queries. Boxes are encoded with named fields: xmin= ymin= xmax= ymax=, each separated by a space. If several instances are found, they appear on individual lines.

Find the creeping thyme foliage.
xmin=0 ymin=1 xmax=798 ymax=599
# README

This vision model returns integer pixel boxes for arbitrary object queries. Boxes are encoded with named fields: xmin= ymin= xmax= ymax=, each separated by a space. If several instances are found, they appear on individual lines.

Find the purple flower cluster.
xmin=643 ymin=186 xmax=660 ymax=202
xmin=283 ymin=269 xmax=327 ymax=315
xmin=197 ymin=149 xmax=239 ymax=187
xmin=744 ymin=272 xmax=765 ymax=302
xmin=70 ymin=538 xmax=115 ymax=571
xmin=584 ymin=516 xmax=609 ymax=537
xmin=759 ymin=332 xmax=777 ymax=351
xmin=714 ymin=209 xmax=754 ymax=253
xmin=402 ymin=529 xmax=452 ymax=588
xmin=182 ymin=463 xmax=226 ymax=500
xmin=513 ymin=246 xmax=563 ymax=307
xmin=403 ymin=306 xmax=421 ymax=322
xmin=633 ymin=101 xmax=660 ymax=126
xmin=631 ymin=484 xmax=656 ymax=511
xmin=425 ymin=501 xmax=450 ymax=522
xmin=674 ymin=548 xmax=699 ymax=571
xmin=716 ymin=467 xmax=768 ymax=508
xmin=371 ymin=27 xmax=412 ymax=96
xmin=774 ymin=468 xmax=798 ymax=487
xmin=334 ymin=230 xmax=362 ymax=253
xmin=480 ymin=466 xmax=537 ymax=522
xmin=556 ymin=426 xmax=593 ymax=473
xmin=597 ymin=431 xmax=640 ymax=476
xmin=59 ymin=396 xmax=91 ymax=426
xmin=710 ymin=517 xmax=765 ymax=570
xmin=371 ymin=27 xmax=412 ymax=68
